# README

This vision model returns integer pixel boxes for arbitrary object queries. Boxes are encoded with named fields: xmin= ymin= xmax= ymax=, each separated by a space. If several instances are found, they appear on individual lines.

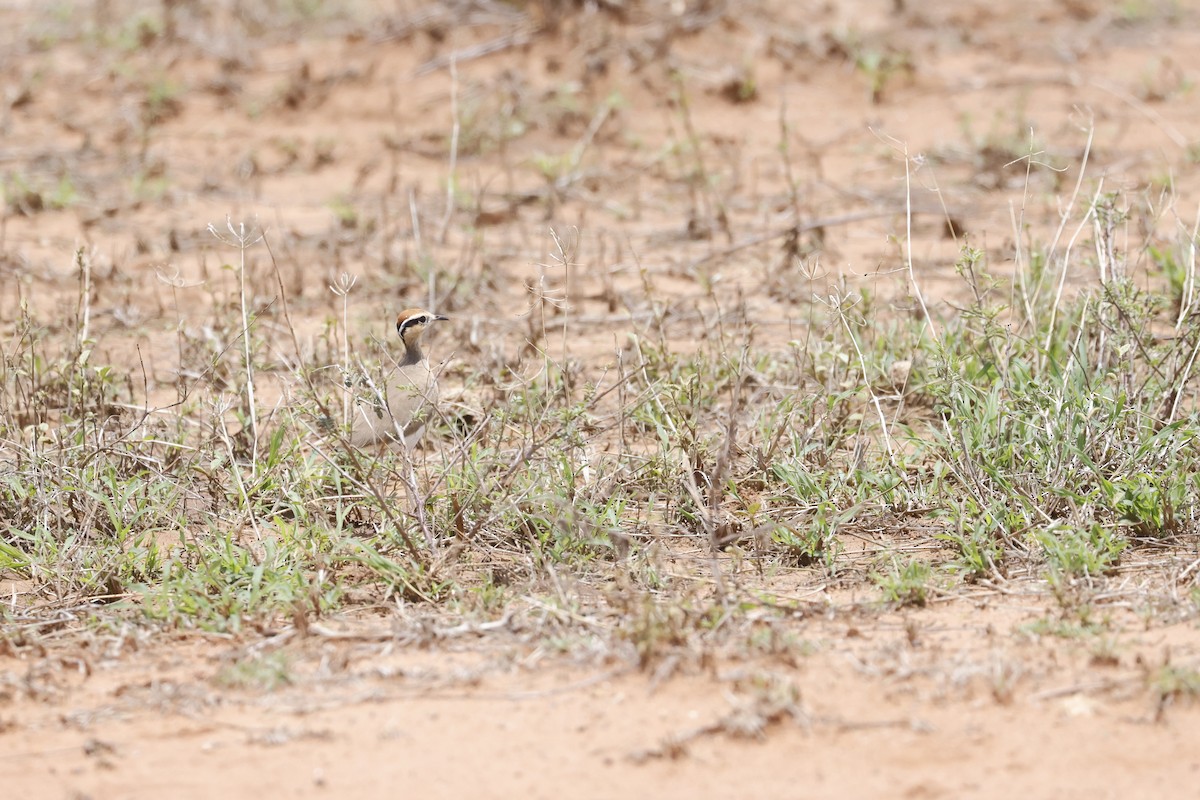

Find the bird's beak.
xmin=434 ymin=314 xmax=449 ymax=322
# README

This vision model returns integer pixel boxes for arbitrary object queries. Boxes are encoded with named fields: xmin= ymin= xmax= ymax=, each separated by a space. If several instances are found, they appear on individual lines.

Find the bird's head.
xmin=396 ymin=307 xmax=449 ymax=344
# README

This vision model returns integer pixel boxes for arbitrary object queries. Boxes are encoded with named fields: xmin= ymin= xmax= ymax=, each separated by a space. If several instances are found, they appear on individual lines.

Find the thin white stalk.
xmin=870 ymin=129 xmax=935 ymax=342
xmin=1044 ymin=186 xmax=1100 ymax=359
xmin=1169 ymin=330 xmax=1200 ymax=422
xmin=1045 ymin=118 xmax=1094 ymax=265
xmin=236 ymin=227 xmax=258 ymax=474
xmin=900 ymin=142 xmax=934 ymax=342
xmin=208 ymin=218 xmax=264 ymax=477
xmin=76 ymin=247 xmax=91 ymax=347
xmin=400 ymin=452 xmax=435 ymax=553
xmin=827 ymin=291 xmax=896 ymax=464
xmin=1175 ymin=204 xmax=1200 ymax=330
xmin=328 ymin=272 xmax=358 ymax=425
xmin=216 ymin=397 xmax=262 ymax=543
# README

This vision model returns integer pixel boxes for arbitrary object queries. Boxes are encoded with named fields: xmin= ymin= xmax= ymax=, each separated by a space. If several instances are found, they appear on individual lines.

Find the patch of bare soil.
xmin=4 ymin=599 xmax=1200 ymax=798
xmin=4 ymin=0 xmax=1200 ymax=796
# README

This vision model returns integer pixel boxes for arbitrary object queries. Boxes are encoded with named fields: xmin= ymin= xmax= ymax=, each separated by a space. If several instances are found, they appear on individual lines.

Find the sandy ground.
xmin=4 ymin=0 xmax=1200 ymax=796
xmin=5 ymin=598 xmax=1200 ymax=798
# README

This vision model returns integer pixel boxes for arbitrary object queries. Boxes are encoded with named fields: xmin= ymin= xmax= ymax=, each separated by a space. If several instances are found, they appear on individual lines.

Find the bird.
xmin=327 ymin=307 xmax=448 ymax=450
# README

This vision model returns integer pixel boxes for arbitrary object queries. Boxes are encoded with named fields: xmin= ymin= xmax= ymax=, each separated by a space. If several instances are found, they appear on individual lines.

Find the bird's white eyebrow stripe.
xmin=398 ymin=315 xmax=427 ymax=330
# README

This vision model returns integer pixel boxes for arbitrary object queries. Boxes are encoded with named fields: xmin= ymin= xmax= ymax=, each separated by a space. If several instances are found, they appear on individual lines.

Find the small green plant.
xmin=143 ymin=75 xmax=183 ymax=125
xmin=1103 ymin=472 xmax=1185 ymax=537
xmin=214 ymin=651 xmax=293 ymax=691
xmin=115 ymin=13 xmax=163 ymax=50
xmin=3 ymin=172 xmax=76 ymax=213
xmin=1035 ymin=525 xmax=1126 ymax=584
xmin=719 ymin=63 xmax=758 ymax=104
xmin=1152 ymin=664 xmax=1200 ymax=711
xmin=328 ymin=195 xmax=360 ymax=229
xmin=130 ymin=168 xmax=169 ymax=202
xmin=830 ymin=29 xmax=913 ymax=105
xmin=873 ymin=559 xmax=933 ymax=607
xmin=853 ymin=48 xmax=911 ymax=104
xmin=1021 ymin=614 xmax=1107 ymax=640
xmin=768 ymin=508 xmax=842 ymax=569
xmin=621 ymin=593 xmax=691 ymax=669
xmin=938 ymin=500 xmax=1005 ymax=580
xmin=1148 ymin=240 xmax=1190 ymax=309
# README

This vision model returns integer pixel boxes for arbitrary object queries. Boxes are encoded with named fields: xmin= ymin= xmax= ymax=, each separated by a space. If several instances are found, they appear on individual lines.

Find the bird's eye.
xmin=398 ymin=314 xmax=430 ymax=334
